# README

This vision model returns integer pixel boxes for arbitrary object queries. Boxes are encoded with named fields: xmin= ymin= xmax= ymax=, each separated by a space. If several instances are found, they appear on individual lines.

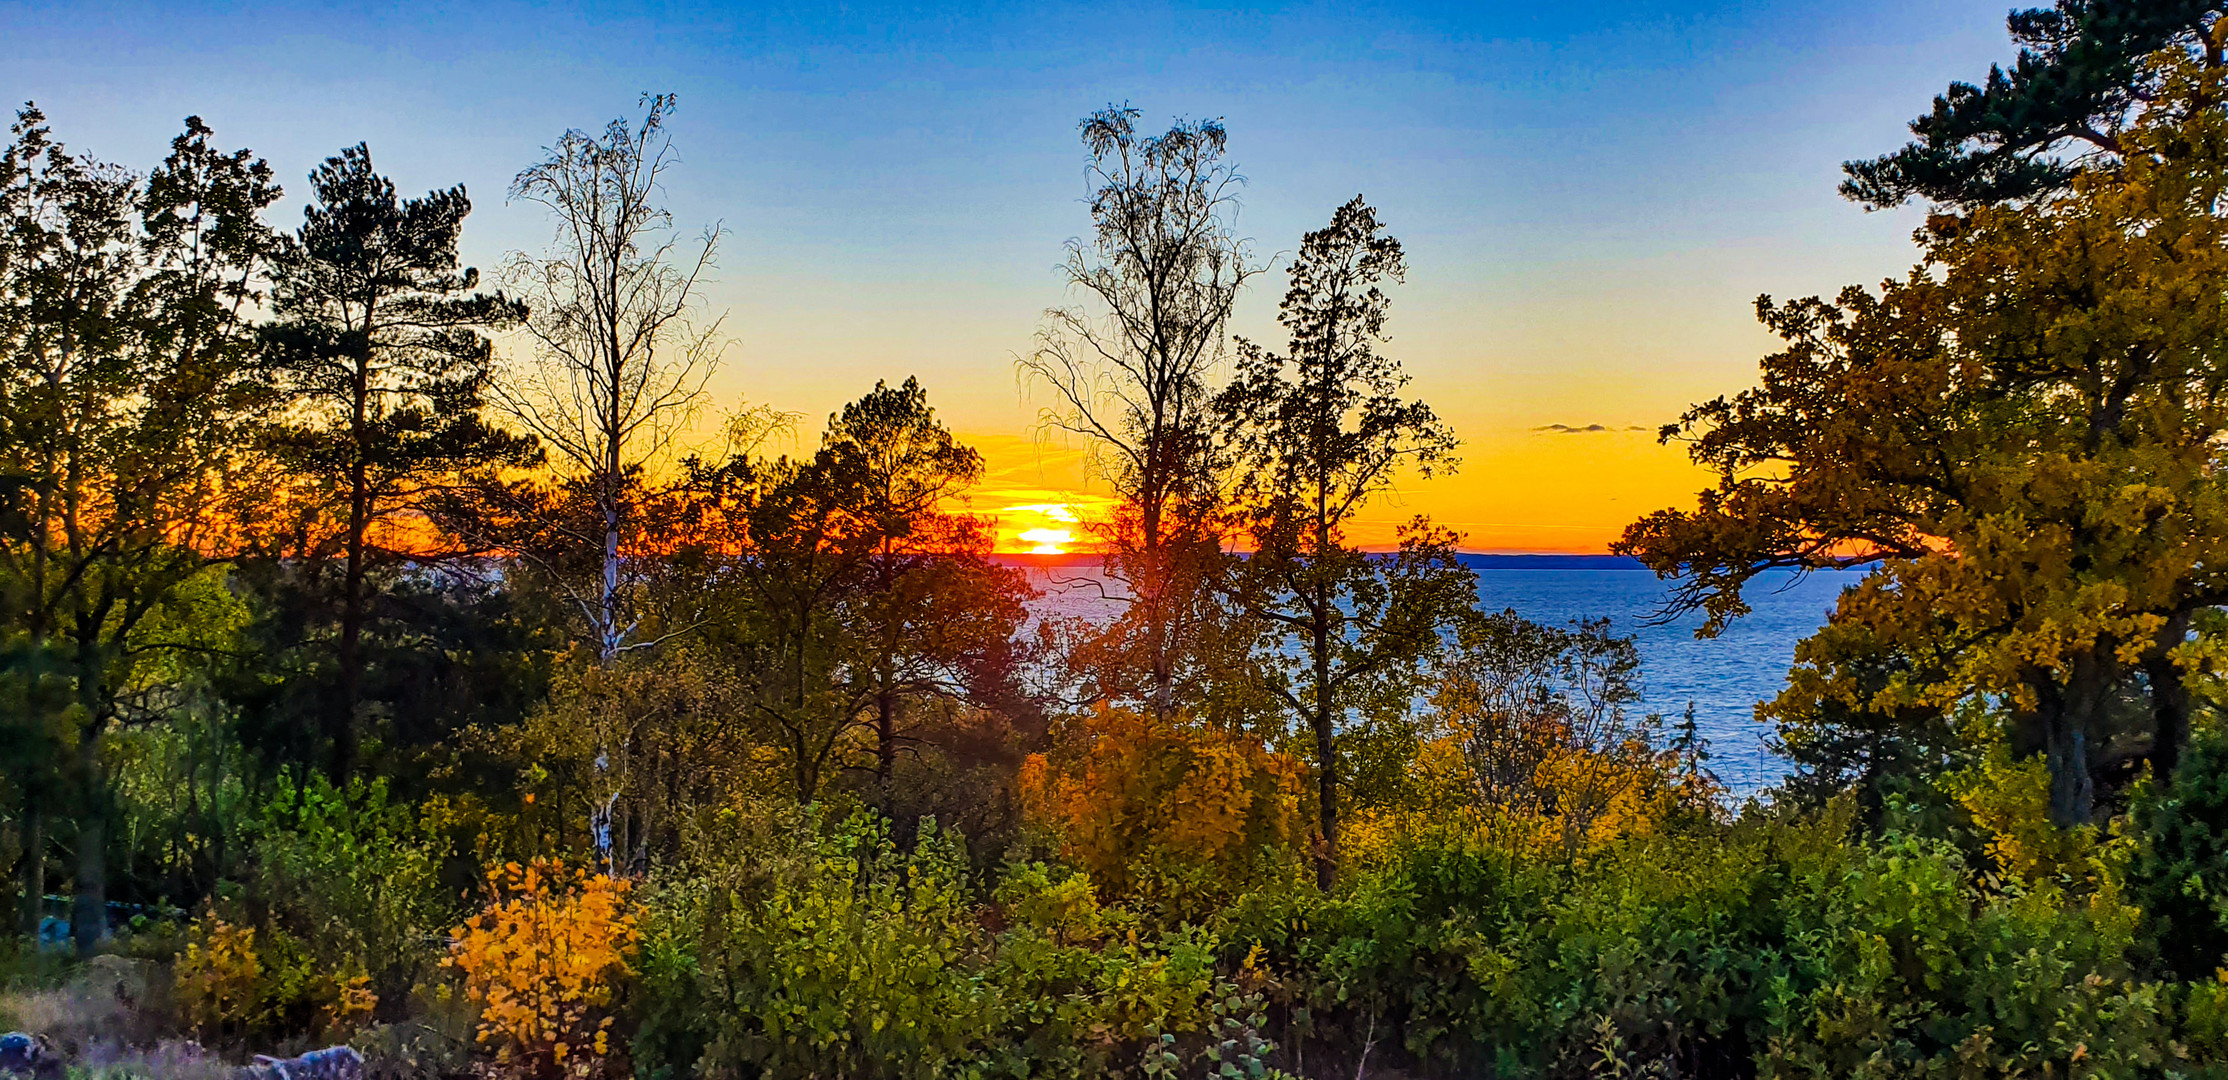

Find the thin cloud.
xmin=1530 ymin=423 xmax=1654 ymax=434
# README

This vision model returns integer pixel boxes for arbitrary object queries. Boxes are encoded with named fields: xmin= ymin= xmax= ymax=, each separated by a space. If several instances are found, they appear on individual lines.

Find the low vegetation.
xmin=10 ymin=3 xmax=2228 ymax=1078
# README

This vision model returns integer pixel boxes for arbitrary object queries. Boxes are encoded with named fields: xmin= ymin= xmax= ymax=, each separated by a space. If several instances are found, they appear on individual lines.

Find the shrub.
xmin=1759 ymin=832 xmax=2165 ymax=1078
xmin=447 ymin=860 xmax=638 ymax=1079
xmin=631 ymin=810 xmax=1263 ymax=1079
xmin=174 ymin=909 xmax=370 ymax=1049
xmin=254 ymin=773 xmax=452 ymax=1021
xmin=2130 ymin=726 xmax=2228 ymax=980
xmin=675 ymin=813 xmax=1000 ymax=1079
xmin=174 ymin=914 xmax=262 ymax=1045
xmin=1019 ymin=706 xmax=1306 ymax=920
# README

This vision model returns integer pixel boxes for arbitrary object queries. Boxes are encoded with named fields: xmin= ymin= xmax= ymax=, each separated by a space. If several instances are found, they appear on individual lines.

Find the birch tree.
xmin=495 ymin=93 xmax=723 ymax=661
xmin=1023 ymin=106 xmax=1257 ymax=717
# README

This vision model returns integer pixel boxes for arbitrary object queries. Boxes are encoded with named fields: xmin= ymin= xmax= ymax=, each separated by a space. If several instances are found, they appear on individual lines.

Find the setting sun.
xmin=983 ymin=494 xmax=1114 ymax=554
xmin=1017 ymin=528 xmax=1074 ymax=554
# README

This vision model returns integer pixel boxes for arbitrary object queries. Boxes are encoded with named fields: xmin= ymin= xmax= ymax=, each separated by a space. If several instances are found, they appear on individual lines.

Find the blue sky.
xmin=3 ymin=0 xmax=2019 ymax=548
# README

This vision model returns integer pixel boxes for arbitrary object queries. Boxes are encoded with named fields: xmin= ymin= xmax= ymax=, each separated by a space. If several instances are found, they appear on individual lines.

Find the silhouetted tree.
xmin=1215 ymin=197 xmax=1469 ymax=887
xmin=1024 ymin=106 xmax=1257 ymax=718
xmin=265 ymin=143 xmax=536 ymax=780
xmin=683 ymin=380 xmax=1029 ymax=806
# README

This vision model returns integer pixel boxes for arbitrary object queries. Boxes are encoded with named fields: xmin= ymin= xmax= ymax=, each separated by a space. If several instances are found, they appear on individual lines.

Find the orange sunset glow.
xmin=1004 ymin=502 xmax=1081 ymax=554
xmin=953 ymin=425 xmax=1711 ymax=554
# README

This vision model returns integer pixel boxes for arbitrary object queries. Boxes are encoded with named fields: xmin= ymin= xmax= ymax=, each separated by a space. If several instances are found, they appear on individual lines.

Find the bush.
xmin=1019 ymin=706 xmax=1306 ymax=922
xmin=1759 ymin=834 xmax=2163 ymax=1078
xmin=254 ymin=773 xmax=452 ymax=1021
xmin=174 ymin=908 xmax=371 ymax=1050
xmin=1219 ymin=795 xmax=2202 ymax=1079
xmin=648 ymin=812 xmax=997 ymax=1079
xmin=2130 ymin=726 xmax=2228 ymax=980
xmin=447 ymin=860 xmax=638 ymax=1079
xmin=632 ymin=810 xmax=1272 ymax=1080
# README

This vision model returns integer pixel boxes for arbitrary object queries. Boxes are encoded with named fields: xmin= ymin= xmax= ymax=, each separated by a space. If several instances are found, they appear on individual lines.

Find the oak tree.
xmin=1624 ymin=43 xmax=2228 ymax=825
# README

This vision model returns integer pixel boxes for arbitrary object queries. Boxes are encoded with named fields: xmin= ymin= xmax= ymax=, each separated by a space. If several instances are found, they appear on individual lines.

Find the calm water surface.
xmin=1021 ymin=564 xmax=1858 ymax=797
xmin=1472 ymin=567 xmax=1855 ymax=796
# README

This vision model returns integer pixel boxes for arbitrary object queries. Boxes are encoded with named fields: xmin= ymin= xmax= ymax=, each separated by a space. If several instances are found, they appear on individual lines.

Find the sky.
xmin=3 ymin=0 xmax=2019 ymax=551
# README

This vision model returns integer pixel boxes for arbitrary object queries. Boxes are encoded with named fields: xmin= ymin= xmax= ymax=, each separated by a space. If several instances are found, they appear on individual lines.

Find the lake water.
xmin=1470 ymin=565 xmax=1856 ymax=796
xmin=1018 ymin=560 xmax=1859 ymax=798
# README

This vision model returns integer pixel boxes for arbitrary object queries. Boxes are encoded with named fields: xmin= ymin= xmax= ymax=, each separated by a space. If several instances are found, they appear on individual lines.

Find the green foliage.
xmin=1212 ymin=796 xmax=2228 ymax=1079
xmin=252 ymin=773 xmax=453 ymax=1019
xmin=701 ymin=812 xmax=997 ymax=1078
xmin=2131 ymin=726 xmax=2228 ymax=979
xmin=631 ymin=811 xmax=1272 ymax=1080
xmin=1759 ymin=835 xmax=2162 ymax=1078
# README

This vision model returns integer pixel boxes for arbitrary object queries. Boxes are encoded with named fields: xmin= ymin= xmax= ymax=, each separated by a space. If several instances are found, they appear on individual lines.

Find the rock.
xmin=70 ymin=954 xmax=152 ymax=1007
xmin=0 ymin=1032 xmax=64 ymax=1080
xmin=236 ymin=1045 xmax=365 ymax=1080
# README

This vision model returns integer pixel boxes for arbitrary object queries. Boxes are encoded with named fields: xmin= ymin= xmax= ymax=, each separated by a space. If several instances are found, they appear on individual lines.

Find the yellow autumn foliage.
xmin=1946 ymin=746 xmax=2096 ymax=883
xmin=175 ymin=913 xmax=263 ymax=1043
xmin=447 ymin=860 xmax=638 ymax=1079
xmin=174 ymin=909 xmax=378 ymax=1046
xmin=1346 ymin=732 xmax=1704 ymax=866
xmin=1018 ymin=705 xmax=1306 ymax=905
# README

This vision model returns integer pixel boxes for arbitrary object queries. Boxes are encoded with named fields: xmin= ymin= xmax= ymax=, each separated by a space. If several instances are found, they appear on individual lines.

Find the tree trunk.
xmin=71 ymin=814 xmax=104 ymax=954
xmin=2043 ymin=655 xmax=2106 ymax=828
xmin=1313 ymin=612 xmax=1338 ymax=890
xmin=71 ymin=747 xmax=107 ymax=954
xmin=335 ymin=325 xmax=375 ymax=784
xmin=17 ymin=807 xmax=42 ymax=938
xmin=1311 ymin=479 xmax=1338 ymax=890
xmin=600 ymin=497 xmax=621 ymax=661
xmin=2146 ymin=611 xmax=2193 ymax=784
xmin=1314 ymin=700 xmax=1338 ymax=891
xmin=71 ymin=657 xmax=109 ymax=954
xmin=335 ymin=498 xmax=366 ymax=783
xmin=875 ymin=681 xmax=896 ymax=817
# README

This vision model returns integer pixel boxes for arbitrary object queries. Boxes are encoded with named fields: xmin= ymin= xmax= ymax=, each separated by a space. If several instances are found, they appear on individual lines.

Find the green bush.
xmin=1216 ymin=797 xmax=2225 ymax=1079
xmin=631 ymin=811 xmax=1269 ymax=1079
xmin=1759 ymin=834 xmax=2164 ymax=1078
xmin=2131 ymin=727 xmax=2228 ymax=981
xmin=251 ymin=773 xmax=453 ymax=1021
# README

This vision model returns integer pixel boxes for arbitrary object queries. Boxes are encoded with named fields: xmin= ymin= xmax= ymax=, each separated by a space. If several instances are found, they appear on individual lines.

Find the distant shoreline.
xmin=993 ymin=552 xmax=1877 ymax=572
xmin=992 ymin=552 xmax=1658 ymax=570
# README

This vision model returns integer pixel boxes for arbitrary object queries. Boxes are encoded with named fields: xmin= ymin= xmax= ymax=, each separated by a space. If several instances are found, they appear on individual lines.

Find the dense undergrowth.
xmin=11 ymin=725 xmax=2228 ymax=1079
